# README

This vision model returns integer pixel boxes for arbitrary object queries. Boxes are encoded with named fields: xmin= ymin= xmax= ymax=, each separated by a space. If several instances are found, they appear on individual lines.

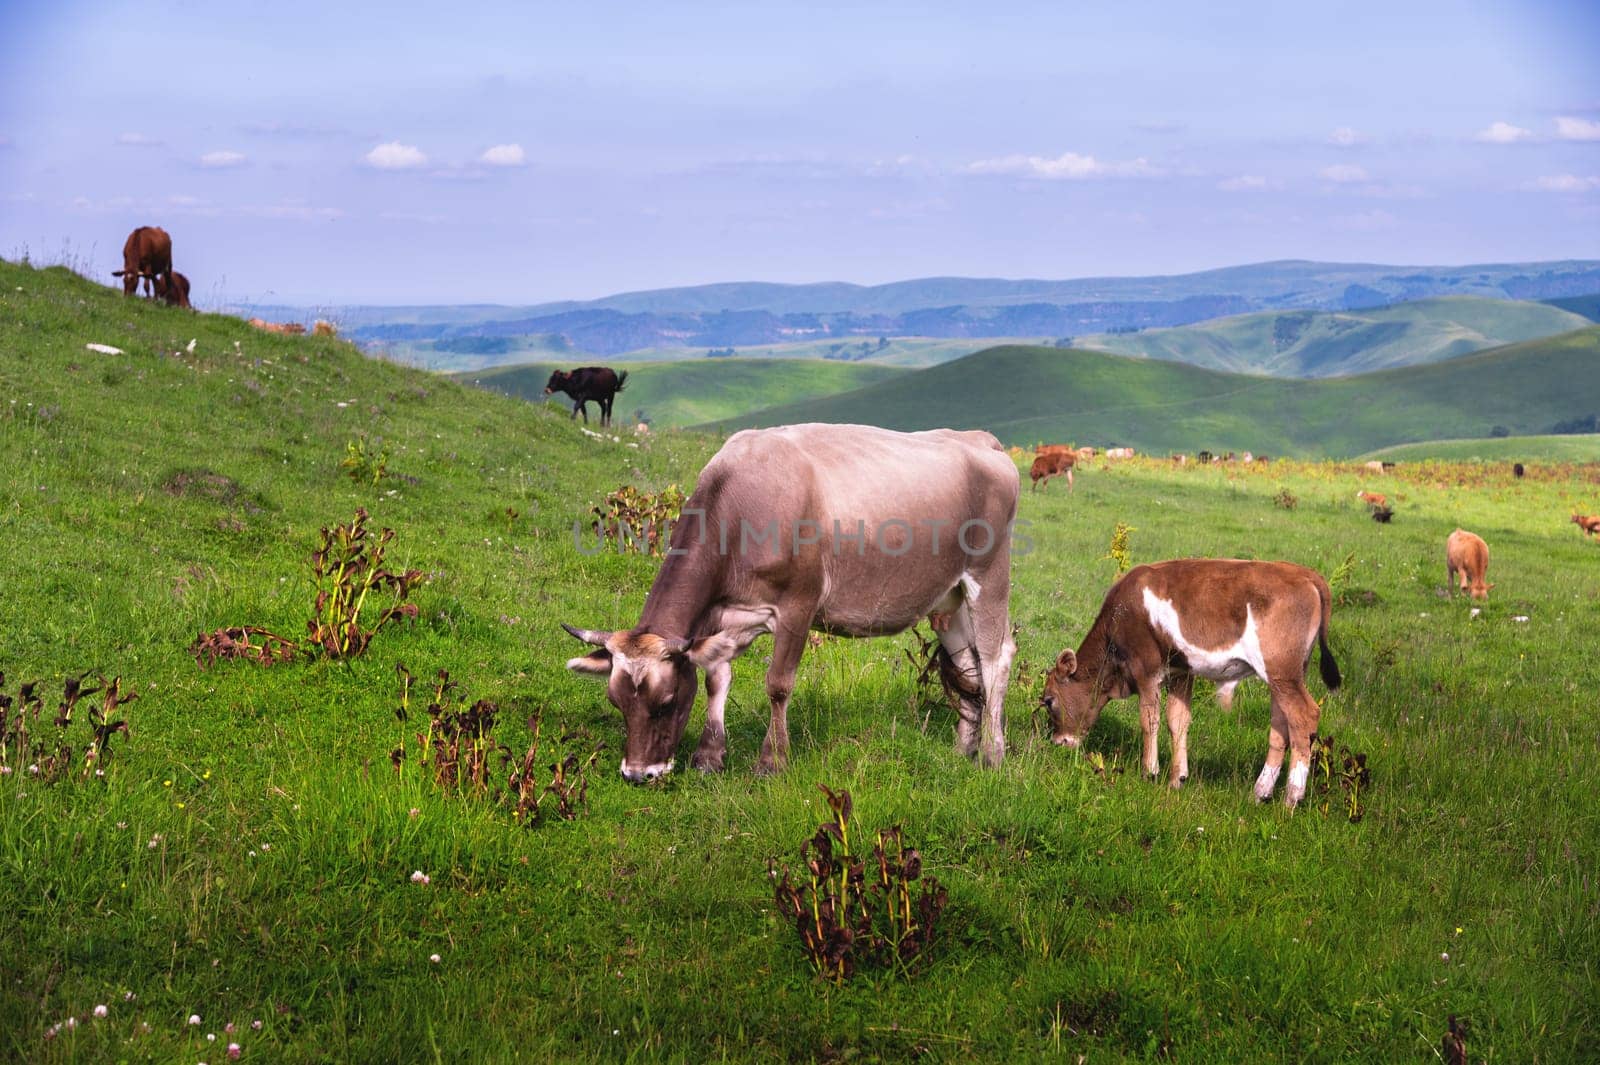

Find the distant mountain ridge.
xmin=237 ymin=259 xmax=1600 ymax=361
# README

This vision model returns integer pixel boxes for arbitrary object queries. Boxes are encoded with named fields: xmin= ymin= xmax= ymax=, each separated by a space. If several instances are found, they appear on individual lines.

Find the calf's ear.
xmin=566 ymin=650 xmax=613 ymax=678
xmin=1054 ymin=648 xmax=1077 ymax=676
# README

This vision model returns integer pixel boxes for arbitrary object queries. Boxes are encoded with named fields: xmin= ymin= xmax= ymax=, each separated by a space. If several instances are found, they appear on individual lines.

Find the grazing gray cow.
xmin=563 ymin=423 xmax=1020 ymax=781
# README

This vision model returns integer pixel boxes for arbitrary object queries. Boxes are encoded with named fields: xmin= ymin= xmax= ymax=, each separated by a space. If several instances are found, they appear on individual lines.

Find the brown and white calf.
xmin=1573 ymin=513 xmax=1600 ymax=537
xmin=1445 ymin=529 xmax=1493 ymax=600
xmin=563 ymin=423 xmax=1019 ymax=781
xmin=1042 ymin=559 xmax=1341 ymax=807
xmin=1357 ymin=490 xmax=1387 ymax=509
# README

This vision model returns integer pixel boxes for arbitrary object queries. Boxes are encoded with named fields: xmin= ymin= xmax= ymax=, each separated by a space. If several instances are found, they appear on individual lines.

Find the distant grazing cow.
xmin=248 ymin=318 xmax=305 ymax=335
xmin=1446 ymin=529 xmax=1493 ymax=600
xmin=1573 ymin=513 xmax=1600 ymax=537
xmin=154 ymin=271 xmax=191 ymax=309
xmin=563 ymin=424 xmax=1019 ymax=781
xmin=1075 ymin=446 xmax=1096 ymax=459
xmin=1371 ymin=506 xmax=1394 ymax=524
xmin=1030 ymin=449 xmax=1075 ymax=491
xmin=1042 ymin=558 xmax=1340 ymax=807
xmin=1197 ymin=450 xmax=1213 ymax=464
xmin=112 ymin=226 xmax=172 ymax=297
xmin=1513 ymin=463 xmax=1525 ymax=479
xmin=1357 ymin=491 xmax=1387 ymax=510
xmin=545 ymin=366 xmax=628 ymax=427
xmin=313 ymin=320 xmax=338 ymax=337
xmin=1105 ymin=447 xmax=1136 ymax=460
xmin=1363 ymin=460 xmax=1385 ymax=474
xmin=1171 ymin=453 xmax=1188 ymax=466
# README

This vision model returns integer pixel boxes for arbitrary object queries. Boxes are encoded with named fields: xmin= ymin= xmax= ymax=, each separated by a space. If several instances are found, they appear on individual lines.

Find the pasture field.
xmin=2 ymin=259 xmax=1599 ymax=1063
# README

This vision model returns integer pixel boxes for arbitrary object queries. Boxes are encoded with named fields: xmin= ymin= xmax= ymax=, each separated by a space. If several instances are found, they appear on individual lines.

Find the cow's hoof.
xmin=690 ymin=750 xmax=725 ymax=774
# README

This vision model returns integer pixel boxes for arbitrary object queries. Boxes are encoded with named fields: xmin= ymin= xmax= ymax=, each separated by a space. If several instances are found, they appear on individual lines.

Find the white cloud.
xmin=1555 ymin=116 xmax=1600 ymax=142
xmin=1319 ymin=164 xmax=1369 ymax=184
xmin=365 ymin=141 xmax=428 ymax=169
xmin=478 ymin=143 xmax=526 ymax=167
xmin=966 ymin=151 xmax=1158 ymax=180
xmin=1474 ymin=121 xmax=1534 ymax=144
xmin=1218 ymin=174 xmax=1273 ymax=192
xmin=1332 ymin=209 xmax=1397 ymax=231
xmin=116 ymin=132 xmax=163 ymax=147
xmin=199 ymin=150 xmax=247 ymax=168
xmin=1327 ymin=127 xmax=1369 ymax=147
xmin=1524 ymin=174 xmax=1600 ymax=193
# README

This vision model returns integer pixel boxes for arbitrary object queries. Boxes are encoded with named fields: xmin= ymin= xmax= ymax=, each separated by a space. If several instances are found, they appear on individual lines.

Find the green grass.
xmin=3 ymin=258 xmax=1598 ymax=1063
xmin=1076 ymin=296 xmax=1591 ymax=377
xmin=709 ymin=330 xmax=1600 ymax=456
xmin=459 ymin=357 xmax=910 ymax=427
xmin=1359 ymin=433 xmax=1600 ymax=462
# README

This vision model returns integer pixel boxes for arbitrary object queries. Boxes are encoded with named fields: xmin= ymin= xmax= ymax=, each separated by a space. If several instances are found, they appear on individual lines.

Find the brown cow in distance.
xmin=1357 ymin=490 xmax=1387 ymax=510
xmin=155 ymin=271 xmax=191 ymax=309
xmin=1042 ymin=558 xmax=1340 ymax=807
xmin=1029 ymin=448 xmax=1075 ymax=491
xmin=112 ymin=226 xmax=172 ymax=297
xmin=545 ymin=366 xmax=629 ymax=427
xmin=1572 ymin=513 xmax=1600 ymax=537
xmin=1445 ymin=529 xmax=1493 ymax=600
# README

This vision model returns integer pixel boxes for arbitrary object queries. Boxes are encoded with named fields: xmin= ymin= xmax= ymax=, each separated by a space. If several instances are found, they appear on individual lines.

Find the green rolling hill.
xmin=1076 ymin=296 xmax=1591 ymax=376
xmin=1544 ymin=293 xmax=1600 ymax=323
xmin=459 ymin=357 xmax=910 ymax=428
xmin=703 ymin=328 xmax=1600 ymax=458
xmin=1357 ymin=433 xmax=1600 ymax=462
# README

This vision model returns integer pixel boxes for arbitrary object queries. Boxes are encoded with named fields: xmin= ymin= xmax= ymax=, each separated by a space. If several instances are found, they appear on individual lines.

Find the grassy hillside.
xmin=1358 ymin=433 xmax=1600 ymax=462
xmin=3 ymin=259 xmax=1597 ymax=1062
xmin=1077 ymin=296 xmax=1591 ymax=376
xmin=461 ymin=357 xmax=909 ymax=427
xmin=707 ymin=329 xmax=1600 ymax=457
xmin=1544 ymin=293 xmax=1600 ymax=323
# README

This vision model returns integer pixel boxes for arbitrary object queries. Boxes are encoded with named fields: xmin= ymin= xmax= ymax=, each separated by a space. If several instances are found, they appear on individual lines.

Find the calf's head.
xmin=1040 ymin=647 xmax=1127 ymax=747
xmin=543 ymin=371 xmax=570 ymax=396
xmin=562 ymin=623 xmax=745 ymax=782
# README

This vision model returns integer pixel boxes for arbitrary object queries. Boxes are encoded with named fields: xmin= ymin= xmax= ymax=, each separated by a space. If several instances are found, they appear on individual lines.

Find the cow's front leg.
xmin=1165 ymin=673 xmax=1193 ymax=789
xmin=691 ymin=660 xmax=732 ymax=773
xmin=757 ymin=624 xmax=808 ymax=775
xmin=1137 ymin=679 xmax=1162 ymax=781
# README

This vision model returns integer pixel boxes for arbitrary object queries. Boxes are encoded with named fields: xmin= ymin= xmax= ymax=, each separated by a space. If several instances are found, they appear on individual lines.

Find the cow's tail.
xmin=1316 ymin=581 xmax=1341 ymax=691
xmin=615 ymin=370 xmax=629 ymax=392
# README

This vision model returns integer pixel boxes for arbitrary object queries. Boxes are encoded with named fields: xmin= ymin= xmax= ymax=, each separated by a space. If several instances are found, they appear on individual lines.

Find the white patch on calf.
xmin=1142 ymin=589 xmax=1266 ymax=683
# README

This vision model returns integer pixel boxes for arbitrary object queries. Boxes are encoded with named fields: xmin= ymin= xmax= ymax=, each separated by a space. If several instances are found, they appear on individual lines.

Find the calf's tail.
xmin=1317 ymin=583 xmax=1342 ymax=691
xmin=615 ymin=370 xmax=629 ymax=392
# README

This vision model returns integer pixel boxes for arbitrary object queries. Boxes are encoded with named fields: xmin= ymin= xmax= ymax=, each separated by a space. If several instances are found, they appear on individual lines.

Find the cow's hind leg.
xmin=1255 ymin=697 xmax=1289 ymax=801
xmin=691 ymin=660 xmax=732 ymax=773
xmin=1276 ymin=679 xmax=1321 ymax=808
xmin=933 ymin=601 xmax=985 ymax=757
xmin=1166 ymin=673 xmax=1193 ymax=789
xmin=964 ymin=572 xmax=1015 ymax=768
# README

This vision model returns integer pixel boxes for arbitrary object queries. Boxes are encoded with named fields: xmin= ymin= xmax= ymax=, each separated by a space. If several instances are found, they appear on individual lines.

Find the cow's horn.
xmin=561 ymin=623 xmax=609 ymax=646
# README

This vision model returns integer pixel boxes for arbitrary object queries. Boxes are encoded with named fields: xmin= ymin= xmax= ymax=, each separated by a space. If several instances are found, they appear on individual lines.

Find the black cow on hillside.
xmin=544 ymin=367 xmax=629 ymax=427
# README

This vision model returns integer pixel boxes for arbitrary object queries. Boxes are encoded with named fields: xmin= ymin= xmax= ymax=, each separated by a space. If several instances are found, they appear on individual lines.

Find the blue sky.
xmin=1 ymin=0 xmax=1596 ymax=304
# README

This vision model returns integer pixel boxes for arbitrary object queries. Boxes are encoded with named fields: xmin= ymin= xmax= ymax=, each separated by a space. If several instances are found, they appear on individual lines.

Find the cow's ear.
xmin=566 ymin=650 xmax=613 ymax=678
xmin=1054 ymin=648 xmax=1077 ymax=676
xmin=684 ymin=621 xmax=769 ymax=670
